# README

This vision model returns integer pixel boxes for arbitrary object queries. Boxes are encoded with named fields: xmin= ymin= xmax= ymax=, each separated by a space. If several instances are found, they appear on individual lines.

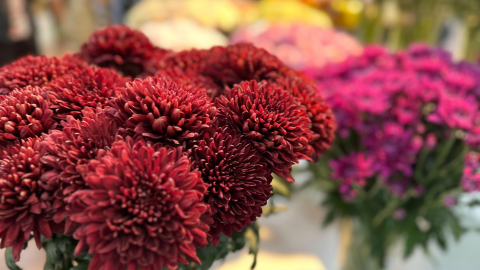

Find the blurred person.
xmin=0 ymin=0 xmax=37 ymax=67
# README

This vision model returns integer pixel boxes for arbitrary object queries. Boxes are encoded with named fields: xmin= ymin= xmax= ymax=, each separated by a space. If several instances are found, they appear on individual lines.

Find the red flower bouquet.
xmin=0 ymin=26 xmax=334 ymax=270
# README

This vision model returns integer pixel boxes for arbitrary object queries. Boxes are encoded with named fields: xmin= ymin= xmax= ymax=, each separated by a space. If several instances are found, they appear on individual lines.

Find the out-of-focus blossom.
xmin=329 ymin=152 xmax=375 ymax=199
xmin=257 ymin=0 xmax=332 ymax=27
xmin=444 ymin=196 xmax=457 ymax=207
xmin=0 ymin=55 xmax=86 ymax=94
xmin=80 ymin=25 xmax=168 ymax=78
xmin=462 ymin=152 xmax=480 ymax=192
xmin=314 ymin=44 xmax=480 ymax=197
xmin=139 ymin=18 xmax=228 ymax=51
xmin=427 ymin=95 xmax=477 ymax=130
xmin=231 ymin=22 xmax=362 ymax=70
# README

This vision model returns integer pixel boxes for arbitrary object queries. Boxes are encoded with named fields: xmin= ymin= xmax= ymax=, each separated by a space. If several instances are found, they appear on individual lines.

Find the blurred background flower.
xmin=4 ymin=0 xmax=480 ymax=270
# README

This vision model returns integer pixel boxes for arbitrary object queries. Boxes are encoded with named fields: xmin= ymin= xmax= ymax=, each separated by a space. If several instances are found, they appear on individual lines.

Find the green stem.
xmin=423 ymin=133 xmax=457 ymax=183
xmin=372 ymin=199 xmax=399 ymax=227
xmin=414 ymin=147 xmax=430 ymax=182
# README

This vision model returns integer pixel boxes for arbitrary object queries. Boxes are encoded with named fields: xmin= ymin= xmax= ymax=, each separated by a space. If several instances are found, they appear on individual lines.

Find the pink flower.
xmin=427 ymin=94 xmax=477 ymax=130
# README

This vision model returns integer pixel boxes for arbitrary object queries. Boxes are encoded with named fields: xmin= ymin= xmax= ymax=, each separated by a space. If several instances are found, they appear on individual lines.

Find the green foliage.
xmin=5 ymin=247 xmax=22 ymax=270
xmin=306 ymin=131 xmax=469 ymax=268
xmin=176 ymin=222 xmax=259 ymax=270
xmin=4 ymin=223 xmax=258 ymax=270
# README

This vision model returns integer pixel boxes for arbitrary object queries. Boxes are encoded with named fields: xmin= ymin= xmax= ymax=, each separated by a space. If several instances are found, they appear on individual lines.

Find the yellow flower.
xmin=258 ymin=0 xmax=333 ymax=28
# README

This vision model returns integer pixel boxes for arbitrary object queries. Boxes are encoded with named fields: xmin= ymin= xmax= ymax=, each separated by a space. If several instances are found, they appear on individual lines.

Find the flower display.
xmin=306 ymin=44 xmax=480 ymax=267
xmin=0 ymin=25 xmax=334 ymax=270
xmin=190 ymin=126 xmax=273 ymax=245
xmin=0 ymin=54 xmax=86 ymax=94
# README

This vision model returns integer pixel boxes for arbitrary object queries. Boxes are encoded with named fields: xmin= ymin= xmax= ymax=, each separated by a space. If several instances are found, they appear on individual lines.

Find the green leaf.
xmin=5 ymin=247 xmax=22 ymax=270
xmin=43 ymin=235 xmax=77 ymax=270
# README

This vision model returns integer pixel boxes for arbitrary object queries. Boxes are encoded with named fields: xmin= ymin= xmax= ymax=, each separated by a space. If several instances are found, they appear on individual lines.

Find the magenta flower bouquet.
xmin=0 ymin=26 xmax=335 ymax=270
xmin=305 ymin=44 xmax=480 ymax=269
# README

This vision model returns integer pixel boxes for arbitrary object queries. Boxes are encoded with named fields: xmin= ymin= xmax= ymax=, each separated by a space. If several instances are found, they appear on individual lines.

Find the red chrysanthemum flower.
xmin=70 ymin=139 xmax=209 ymax=270
xmin=155 ymin=67 xmax=222 ymax=100
xmin=0 ymin=54 xmax=86 ymax=94
xmin=41 ymin=107 xmax=120 ymax=230
xmin=0 ymin=86 xmax=55 ymax=142
xmin=204 ymin=43 xmax=296 ymax=88
xmin=275 ymin=76 xmax=336 ymax=161
xmin=151 ymin=47 xmax=222 ymax=75
xmin=46 ymin=66 xmax=129 ymax=120
xmin=190 ymin=126 xmax=272 ymax=245
xmin=110 ymin=77 xmax=216 ymax=146
xmin=0 ymin=137 xmax=55 ymax=261
xmin=80 ymin=25 xmax=168 ymax=78
xmin=216 ymin=80 xmax=313 ymax=182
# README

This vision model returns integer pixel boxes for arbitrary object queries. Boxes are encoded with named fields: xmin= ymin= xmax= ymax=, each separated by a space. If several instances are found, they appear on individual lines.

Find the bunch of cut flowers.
xmin=0 ymin=25 xmax=335 ymax=270
xmin=305 ymin=44 xmax=480 ymax=269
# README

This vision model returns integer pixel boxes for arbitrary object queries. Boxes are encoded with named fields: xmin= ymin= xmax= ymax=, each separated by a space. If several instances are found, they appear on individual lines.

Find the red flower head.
xmin=190 ymin=126 xmax=272 ymax=245
xmin=205 ymin=43 xmax=296 ymax=88
xmin=80 ymin=25 xmax=168 ymax=78
xmin=275 ymin=76 xmax=336 ymax=161
xmin=151 ymin=48 xmax=221 ymax=75
xmin=46 ymin=66 xmax=129 ymax=120
xmin=215 ymin=80 xmax=313 ymax=182
xmin=70 ymin=139 xmax=209 ymax=270
xmin=110 ymin=77 xmax=216 ymax=146
xmin=0 ymin=55 xmax=86 ymax=94
xmin=155 ymin=67 xmax=221 ymax=100
xmin=41 ymin=107 xmax=120 ymax=230
xmin=0 ymin=137 xmax=55 ymax=261
xmin=0 ymin=86 xmax=55 ymax=142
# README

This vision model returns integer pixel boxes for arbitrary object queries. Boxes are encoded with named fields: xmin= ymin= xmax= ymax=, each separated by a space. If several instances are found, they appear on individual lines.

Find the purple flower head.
xmin=312 ymin=44 xmax=480 ymax=198
xmin=443 ymin=196 xmax=457 ymax=207
xmin=414 ymin=185 xmax=425 ymax=196
xmin=330 ymin=152 xmax=376 ymax=186
xmin=462 ymin=152 xmax=480 ymax=192
xmin=364 ymin=123 xmax=419 ymax=179
xmin=425 ymin=133 xmax=437 ymax=149
xmin=352 ymin=83 xmax=390 ymax=115
xmin=385 ymin=178 xmax=410 ymax=197
xmin=391 ymin=96 xmax=422 ymax=125
xmin=443 ymin=68 xmax=476 ymax=95
xmin=325 ymin=90 xmax=359 ymax=137
xmin=393 ymin=209 xmax=406 ymax=220
xmin=427 ymin=94 xmax=477 ymax=130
